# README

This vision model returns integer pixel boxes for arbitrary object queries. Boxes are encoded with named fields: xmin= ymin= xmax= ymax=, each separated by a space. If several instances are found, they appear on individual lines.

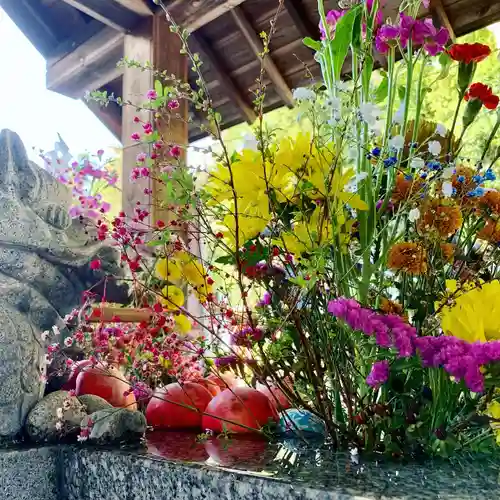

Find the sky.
xmin=0 ymin=8 xmax=120 ymax=161
xmin=1 ymin=7 xmax=500 ymax=165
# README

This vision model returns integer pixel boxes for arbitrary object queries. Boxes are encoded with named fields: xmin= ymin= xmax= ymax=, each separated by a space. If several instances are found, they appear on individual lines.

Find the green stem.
xmin=448 ymin=91 xmax=466 ymax=156
xmin=480 ymin=116 xmax=500 ymax=162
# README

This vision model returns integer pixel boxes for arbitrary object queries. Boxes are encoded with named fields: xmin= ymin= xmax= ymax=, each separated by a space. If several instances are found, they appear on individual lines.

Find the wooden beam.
xmin=163 ymin=0 xmax=247 ymax=32
xmin=47 ymin=27 xmax=125 ymax=98
xmin=85 ymin=99 xmax=123 ymax=142
xmin=0 ymin=0 xmax=60 ymax=57
xmin=230 ymin=6 xmax=294 ymax=108
xmin=112 ymin=0 xmax=153 ymax=16
xmin=283 ymin=0 xmax=318 ymax=41
xmin=190 ymin=33 xmax=256 ymax=124
xmin=430 ymin=0 xmax=456 ymax=41
xmin=59 ymin=0 xmax=142 ymax=31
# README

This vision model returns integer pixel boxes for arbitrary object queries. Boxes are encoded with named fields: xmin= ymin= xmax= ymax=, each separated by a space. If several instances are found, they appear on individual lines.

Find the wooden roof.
xmin=3 ymin=0 xmax=500 ymax=142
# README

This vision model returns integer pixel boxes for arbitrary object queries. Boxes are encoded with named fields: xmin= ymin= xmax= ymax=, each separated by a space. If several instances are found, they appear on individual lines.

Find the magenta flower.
xmin=398 ymin=14 xmax=448 ymax=55
xmin=257 ymin=291 xmax=272 ymax=307
xmin=168 ymin=99 xmax=180 ymax=110
xmin=375 ymin=24 xmax=400 ymax=53
xmin=146 ymin=89 xmax=157 ymax=100
xmin=319 ymin=10 xmax=346 ymax=39
xmin=366 ymin=360 xmax=390 ymax=388
xmin=136 ymin=152 xmax=147 ymax=163
xmin=131 ymin=132 xmax=141 ymax=141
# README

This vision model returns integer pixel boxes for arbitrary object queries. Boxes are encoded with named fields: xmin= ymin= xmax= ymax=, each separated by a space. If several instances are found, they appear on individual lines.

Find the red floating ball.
xmin=202 ymin=387 xmax=279 ymax=434
xmin=146 ymin=382 xmax=212 ymax=430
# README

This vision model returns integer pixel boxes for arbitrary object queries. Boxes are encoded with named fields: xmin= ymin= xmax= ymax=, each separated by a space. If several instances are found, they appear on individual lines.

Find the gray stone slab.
xmin=0 ymin=448 xmax=58 ymax=500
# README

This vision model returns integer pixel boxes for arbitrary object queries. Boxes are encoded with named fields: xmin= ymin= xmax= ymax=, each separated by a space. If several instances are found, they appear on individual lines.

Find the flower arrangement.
xmin=48 ymin=0 xmax=500 ymax=457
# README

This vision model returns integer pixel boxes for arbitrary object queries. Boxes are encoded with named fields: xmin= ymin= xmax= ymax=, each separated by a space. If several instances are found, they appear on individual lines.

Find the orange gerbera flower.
xmin=392 ymin=173 xmax=424 ymax=204
xmin=451 ymin=166 xmax=479 ymax=205
xmin=388 ymin=242 xmax=428 ymax=275
xmin=480 ymin=190 xmax=500 ymax=215
xmin=440 ymin=242 xmax=455 ymax=263
xmin=379 ymin=297 xmax=404 ymax=316
xmin=477 ymin=218 xmax=500 ymax=244
xmin=418 ymin=199 xmax=462 ymax=238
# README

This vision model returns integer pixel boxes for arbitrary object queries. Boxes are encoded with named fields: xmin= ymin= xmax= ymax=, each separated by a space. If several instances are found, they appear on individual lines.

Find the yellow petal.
xmin=175 ymin=314 xmax=192 ymax=334
xmin=160 ymin=285 xmax=185 ymax=310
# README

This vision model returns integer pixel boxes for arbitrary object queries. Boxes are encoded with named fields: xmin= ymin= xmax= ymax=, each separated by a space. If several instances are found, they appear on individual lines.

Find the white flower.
xmin=442 ymin=167 xmax=455 ymax=179
xmin=428 ymin=140 xmax=442 ymax=156
xmin=293 ymin=87 xmax=315 ymax=101
xmin=52 ymin=325 xmax=60 ymax=336
xmin=435 ymin=124 xmax=447 ymax=137
xmin=56 ymin=408 xmax=64 ymax=420
xmin=64 ymin=337 xmax=74 ymax=347
xmin=41 ymin=330 xmax=50 ymax=342
xmin=335 ymin=80 xmax=350 ymax=92
xmin=408 ymin=208 xmax=421 ymax=222
xmin=77 ymin=434 xmax=88 ymax=443
xmin=393 ymin=105 xmax=405 ymax=125
xmin=241 ymin=133 xmax=259 ymax=151
xmin=411 ymin=157 xmax=425 ymax=169
xmin=345 ymin=172 xmax=368 ymax=193
xmin=55 ymin=421 xmax=63 ymax=431
xmin=389 ymin=135 xmax=405 ymax=151
xmin=442 ymin=181 xmax=454 ymax=197
xmin=359 ymin=102 xmax=383 ymax=134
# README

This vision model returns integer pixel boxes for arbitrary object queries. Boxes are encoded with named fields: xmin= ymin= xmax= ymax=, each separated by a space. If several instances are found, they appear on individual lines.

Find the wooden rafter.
xmin=47 ymin=27 xmax=125 ymax=98
xmin=430 ymin=0 xmax=456 ymax=41
xmin=59 ymin=0 xmax=142 ymax=31
xmin=230 ymin=6 xmax=294 ymax=108
xmin=112 ymin=0 xmax=153 ymax=16
xmin=283 ymin=0 xmax=319 ymax=41
xmin=165 ymin=0 xmax=247 ymax=33
xmin=190 ymin=32 xmax=257 ymax=124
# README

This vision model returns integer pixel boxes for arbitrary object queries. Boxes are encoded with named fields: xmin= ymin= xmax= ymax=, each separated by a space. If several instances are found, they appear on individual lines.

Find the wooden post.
xmin=121 ymin=15 xmax=188 ymax=223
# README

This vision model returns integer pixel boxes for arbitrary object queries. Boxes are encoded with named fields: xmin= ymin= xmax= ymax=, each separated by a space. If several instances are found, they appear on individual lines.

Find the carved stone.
xmin=0 ymin=129 xmax=123 ymax=441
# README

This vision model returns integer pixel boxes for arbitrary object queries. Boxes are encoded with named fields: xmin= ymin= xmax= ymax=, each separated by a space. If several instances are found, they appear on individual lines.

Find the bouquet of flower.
xmin=54 ymin=0 xmax=500 ymax=456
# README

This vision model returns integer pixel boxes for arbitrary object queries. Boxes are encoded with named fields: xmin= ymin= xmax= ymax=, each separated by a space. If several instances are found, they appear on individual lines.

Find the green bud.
xmin=457 ymin=61 xmax=477 ymax=94
xmin=463 ymin=98 xmax=483 ymax=128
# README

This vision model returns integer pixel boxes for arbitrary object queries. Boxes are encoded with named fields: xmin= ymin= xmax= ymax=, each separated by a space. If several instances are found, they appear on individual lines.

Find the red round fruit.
xmin=146 ymin=382 xmax=212 ymax=430
xmin=202 ymin=387 xmax=279 ymax=434
xmin=62 ymin=359 xmax=93 ymax=391
xmin=206 ymin=373 xmax=239 ymax=389
xmin=75 ymin=364 xmax=137 ymax=410
xmin=194 ymin=378 xmax=221 ymax=397
xmin=257 ymin=382 xmax=291 ymax=410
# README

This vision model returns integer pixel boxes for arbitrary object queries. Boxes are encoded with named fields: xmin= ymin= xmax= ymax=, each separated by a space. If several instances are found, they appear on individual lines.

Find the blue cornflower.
xmin=484 ymin=169 xmax=496 ymax=181
xmin=427 ymin=161 xmax=442 ymax=171
xmin=420 ymin=172 xmax=428 ymax=179
xmin=457 ymin=175 xmax=465 ymax=183
xmin=371 ymin=147 xmax=381 ymax=157
xmin=472 ymin=174 xmax=484 ymax=184
xmin=383 ymin=156 xmax=398 ymax=167
xmin=404 ymin=174 xmax=413 ymax=181
xmin=467 ymin=187 xmax=485 ymax=197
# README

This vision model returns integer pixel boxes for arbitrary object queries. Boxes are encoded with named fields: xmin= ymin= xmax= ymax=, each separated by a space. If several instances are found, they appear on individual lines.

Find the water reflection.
xmin=145 ymin=432 xmax=500 ymax=497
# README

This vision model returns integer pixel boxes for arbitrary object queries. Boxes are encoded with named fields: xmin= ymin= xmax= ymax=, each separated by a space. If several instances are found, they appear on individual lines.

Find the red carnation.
xmin=465 ymin=82 xmax=499 ymax=110
xmin=89 ymin=259 xmax=102 ymax=270
xmin=448 ymin=43 xmax=491 ymax=64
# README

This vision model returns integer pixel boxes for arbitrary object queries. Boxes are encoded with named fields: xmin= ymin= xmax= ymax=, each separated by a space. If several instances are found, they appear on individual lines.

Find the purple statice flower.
xmin=214 ymin=355 xmax=238 ymax=368
xmin=257 ymin=291 xmax=272 ymax=307
xmin=366 ymin=360 xmax=390 ymax=388
xmin=375 ymin=24 xmax=399 ymax=53
xmin=132 ymin=381 xmax=153 ymax=401
xmin=319 ymin=10 xmax=346 ymax=40
xmin=328 ymin=298 xmax=417 ymax=357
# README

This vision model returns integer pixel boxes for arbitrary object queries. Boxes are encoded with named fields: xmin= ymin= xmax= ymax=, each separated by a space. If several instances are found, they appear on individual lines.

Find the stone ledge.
xmin=2 ymin=445 xmax=500 ymax=500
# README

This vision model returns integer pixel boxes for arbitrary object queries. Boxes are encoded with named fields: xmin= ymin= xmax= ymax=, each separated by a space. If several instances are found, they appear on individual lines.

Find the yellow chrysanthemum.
xmin=439 ymin=280 xmax=500 ymax=342
xmin=155 ymin=258 xmax=182 ymax=281
xmin=181 ymin=259 xmax=208 ymax=287
xmin=485 ymin=401 xmax=500 ymax=445
xmin=175 ymin=314 xmax=192 ymax=334
xmin=160 ymin=285 xmax=185 ymax=310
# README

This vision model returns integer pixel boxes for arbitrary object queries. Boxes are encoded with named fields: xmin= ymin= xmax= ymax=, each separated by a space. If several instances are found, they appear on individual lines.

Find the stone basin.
xmin=1 ymin=433 xmax=499 ymax=499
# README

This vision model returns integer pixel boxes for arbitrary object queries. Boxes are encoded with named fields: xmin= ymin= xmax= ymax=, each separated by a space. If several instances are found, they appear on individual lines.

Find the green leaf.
xmin=374 ymin=74 xmax=389 ymax=103
xmin=154 ymin=79 xmax=163 ymax=97
xmin=330 ymin=5 xmax=362 ymax=80
xmin=351 ymin=7 xmax=363 ymax=52
xmin=303 ymin=37 xmax=321 ymax=52
xmin=147 ymin=239 xmax=166 ymax=247
xmin=398 ymin=85 xmax=406 ymax=101
xmin=437 ymin=52 xmax=452 ymax=81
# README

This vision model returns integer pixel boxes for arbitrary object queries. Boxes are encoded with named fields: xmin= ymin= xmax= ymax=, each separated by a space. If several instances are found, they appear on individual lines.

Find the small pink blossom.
xmin=90 ymin=259 xmax=101 ymax=270
xmin=169 ymin=145 xmax=181 ymax=158
xmin=136 ymin=152 xmax=147 ymax=163
xmin=168 ymin=99 xmax=180 ymax=110
xmin=146 ymin=89 xmax=158 ymax=100
xmin=131 ymin=132 xmax=141 ymax=141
